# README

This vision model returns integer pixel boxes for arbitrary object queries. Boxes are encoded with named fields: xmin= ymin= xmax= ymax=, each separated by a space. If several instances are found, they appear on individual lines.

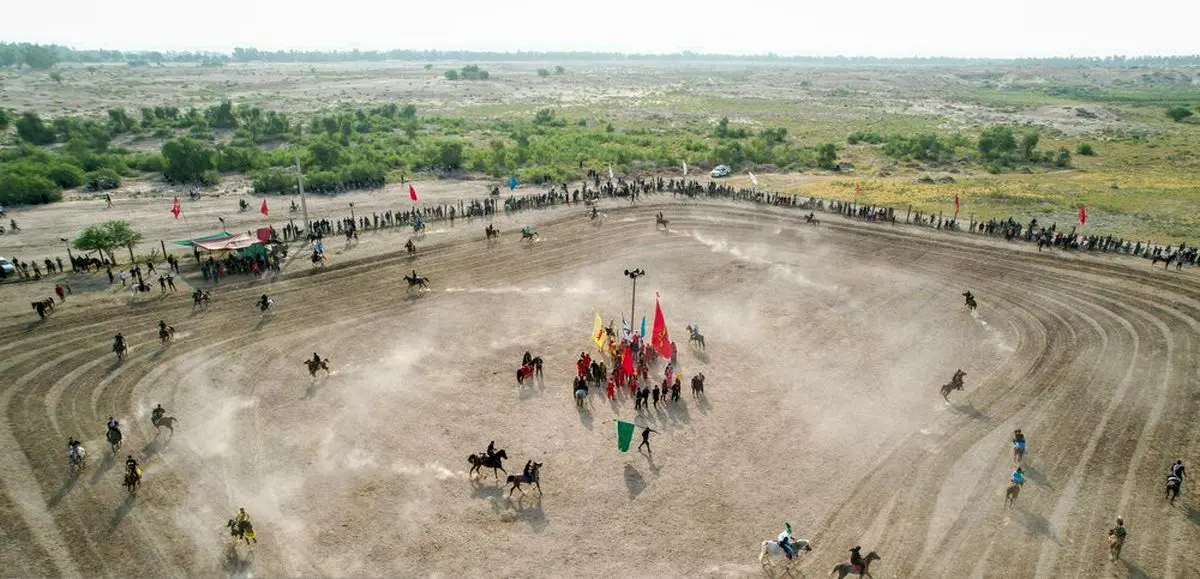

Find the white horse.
xmin=760 ymin=538 xmax=812 ymax=568
xmin=68 ymin=446 xmax=86 ymax=472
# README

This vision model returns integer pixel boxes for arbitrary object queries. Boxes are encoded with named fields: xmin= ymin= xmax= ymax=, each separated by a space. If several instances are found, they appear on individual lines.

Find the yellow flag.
xmin=592 ymin=310 xmax=608 ymax=351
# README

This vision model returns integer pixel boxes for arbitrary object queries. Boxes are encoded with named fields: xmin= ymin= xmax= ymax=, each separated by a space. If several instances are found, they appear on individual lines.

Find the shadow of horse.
xmin=48 ymin=471 xmax=81 ymax=509
xmin=254 ymin=315 xmax=273 ymax=332
xmin=1018 ymin=507 xmax=1055 ymax=541
xmin=303 ymin=376 xmax=329 ymax=400
xmin=665 ymin=401 xmax=691 ymax=424
xmin=577 ymin=405 xmax=593 ymax=430
xmin=222 ymin=543 xmax=254 ymax=578
xmin=506 ymin=494 xmax=548 ymax=533
xmin=89 ymin=453 xmax=117 ymax=485
xmin=950 ymin=402 xmax=986 ymax=420
xmin=1023 ymin=464 xmax=1053 ymax=490
xmin=470 ymin=478 xmax=506 ymax=501
xmin=108 ymin=494 xmax=136 ymax=529
xmin=140 ymin=438 xmax=164 ymax=461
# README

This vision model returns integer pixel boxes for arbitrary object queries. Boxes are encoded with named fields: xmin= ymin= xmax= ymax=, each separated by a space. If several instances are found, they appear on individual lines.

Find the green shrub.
xmin=84 ymin=168 xmax=121 ymax=191
xmin=1076 ymin=143 xmax=1096 ymax=156
xmin=46 ymin=162 xmax=85 ymax=188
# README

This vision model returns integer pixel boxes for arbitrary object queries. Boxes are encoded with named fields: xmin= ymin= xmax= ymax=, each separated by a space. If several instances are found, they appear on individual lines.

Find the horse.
xmin=574 ymin=383 xmax=589 ymax=408
xmin=940 ymin=374 xmax=964 ymax=402
xmin=467 ymin=449 xmax=508 ymax=479
xmin=153 ymin=415 xmax=177 ymax=436
xmin=804 ymin=212 xmax=821 ymax=225
xmin=107 ymin=427 xmax=122 ymax=453
xmin=506 ymin=462 xmax=542 ymax=497
xmin=686 ymin=325 xmax=705 ymax=350
xmin=691 ymin=373 xmax=706 ymax=397
xmin=413 ymin=220 xmax=426 ymax=233
xmin=831 ymin=551 xmax=880 ymax=579
xmin=192 ymin=290 xmax=212 ymax=310
xmin=963 ymin=292 xmax=977 ymax=311
xmin=485 ymin=224 xmax=500 ymax=240
xmin=159 ymin=325 xmax=175 ymax=345
xmin=1166 ymin=475 xmax=1181 ymax=504
xmin=114 ymin=340 xmax=128 ymax=362
xmin=516 ymin=357 xmax=543 ymax=385
xmin=404 ymin=274 xmax=430 ymax=292
xmin=1108 ymin=529 xmax=1124 ymax=562
xmin=68 ymin=446 xmax=87 ymax=473
xmin=759 ymin=538 xmax=812 ymax=569
xmin=227 ymin=519 xmax=257 ymax=546
xmin=258 ymin=298 xmax=276 ymax=312
xmin=655 ymin=212 xmax=669 ymax=230
xmin=304 ymin=358 xmax=331 ymax=378
xmin=1013 ymin=442 xmax=1025 ymax=466
xmin=521 ymin=229 xmax=539 ymax=241
xmin=1005 ymin=483 xmax=1021 ymax=507
xmin=405 ymin=239 xmax=416 ymax=254
xmin=124 ymin=466 xmax=142 ymax=494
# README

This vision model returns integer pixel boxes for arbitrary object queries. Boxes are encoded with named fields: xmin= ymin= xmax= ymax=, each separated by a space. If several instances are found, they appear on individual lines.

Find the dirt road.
xmin=0 ymin=200 xmax=1197 ymax=577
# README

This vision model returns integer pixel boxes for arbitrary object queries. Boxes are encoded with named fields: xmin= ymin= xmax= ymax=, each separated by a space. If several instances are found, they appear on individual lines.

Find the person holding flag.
xmin=170 ymin=196 xmax=181 ymax=219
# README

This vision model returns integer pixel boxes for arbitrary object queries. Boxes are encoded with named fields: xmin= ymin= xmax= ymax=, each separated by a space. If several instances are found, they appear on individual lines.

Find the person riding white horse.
xmin=778 ymin=522 xmax=796 ymax=559
xmin=258 ymin=294 xmax=272 ymax=312
xmin=113 ymin=333 xmax=126 ymax=352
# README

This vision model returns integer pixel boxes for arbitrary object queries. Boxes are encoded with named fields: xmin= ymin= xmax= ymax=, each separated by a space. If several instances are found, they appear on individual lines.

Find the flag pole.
xmin=296 ymin=154 xmax=309 ymax=238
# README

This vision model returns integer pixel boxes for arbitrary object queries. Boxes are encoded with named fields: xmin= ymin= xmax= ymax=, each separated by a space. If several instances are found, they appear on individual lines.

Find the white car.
xmin=711 ymin=165 xmax=731 ymax=178
xmin=0 ymin=257 xmax=15 ymax=278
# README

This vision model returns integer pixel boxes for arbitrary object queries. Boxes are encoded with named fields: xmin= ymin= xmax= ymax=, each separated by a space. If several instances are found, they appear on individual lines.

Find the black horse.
xmin=963 ymin=291 xmax=977 ymax=311
xmin=1166 ymin=475 xmax=1181 ymax=504
xmin=404 ymin=274 xmax=430 ymax=292
xmin=468 ymin=449 xmax=508 ymax=479
xmin=506 ymin=462 xmax=542 ymax=497
xmin=691 ymin=373 xmax=706 ymax=397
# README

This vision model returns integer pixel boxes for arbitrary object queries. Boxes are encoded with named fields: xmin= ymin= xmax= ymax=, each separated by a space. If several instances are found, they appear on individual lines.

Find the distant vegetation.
xmin=3 ymin=41 xmax=1200 ymax=67
xmin=847 ymin=127 xmax=1072 ymax=171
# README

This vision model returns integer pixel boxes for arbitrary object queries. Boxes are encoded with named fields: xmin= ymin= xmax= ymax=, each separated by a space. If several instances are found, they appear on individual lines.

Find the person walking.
xmin=638 ymin=427 xmax=659 ymax=454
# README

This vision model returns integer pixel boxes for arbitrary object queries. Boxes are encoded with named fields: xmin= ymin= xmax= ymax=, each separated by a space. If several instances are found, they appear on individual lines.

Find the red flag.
xmin=954 ymin=194 xmax=960 ymax=217
xmin=409 ymin=184 xmax=419 ymax=202
xmin=650 ymin=296 xmax=672 ymax=359
xmin=1078 ymin=205 xmax=1086 ymax=226
xmin=260 ymin=199 xmax=269 ymax=216
xmin=170 ymin=196 xmax=181 ymax=219
xmin=621 ymin=345 xmax=636 ymax=376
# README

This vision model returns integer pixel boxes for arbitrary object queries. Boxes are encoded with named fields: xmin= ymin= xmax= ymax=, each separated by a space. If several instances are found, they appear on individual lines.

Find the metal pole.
xmin=624 ymin=268 xmax=644 ymax=335
xmin=61 ymin=238 xmax=74 ymax=271
xmin=296 ymin=155 xmax=310 ymax=236
xmin=160 ymin=240 xmax=167 ymax=260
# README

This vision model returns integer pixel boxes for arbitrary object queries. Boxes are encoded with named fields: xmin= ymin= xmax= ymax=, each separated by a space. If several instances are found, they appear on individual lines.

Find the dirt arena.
xmin=1 ymin=192 xmax=1198 ymax=578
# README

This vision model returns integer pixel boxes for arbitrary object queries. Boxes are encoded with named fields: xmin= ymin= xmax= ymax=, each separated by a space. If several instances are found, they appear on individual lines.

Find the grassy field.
xmin=1 ymin=59 xmax=1197 ymax=242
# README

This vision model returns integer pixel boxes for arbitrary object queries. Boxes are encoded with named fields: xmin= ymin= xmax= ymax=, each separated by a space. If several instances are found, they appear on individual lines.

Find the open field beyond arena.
xmin=1 ymin=190 xmax=1198 ymax=577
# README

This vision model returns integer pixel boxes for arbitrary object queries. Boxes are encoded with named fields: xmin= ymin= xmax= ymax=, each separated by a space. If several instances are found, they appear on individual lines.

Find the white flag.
xmin=749 ymin=171 xmax=758 ymax=186
xmin=682 ymin=161 xmax=688 ymax=176
xmin=607 ymin=165 xmax=614 ymax=180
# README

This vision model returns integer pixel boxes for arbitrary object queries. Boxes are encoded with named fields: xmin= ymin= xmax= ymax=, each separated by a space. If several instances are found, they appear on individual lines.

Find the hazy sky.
xmin=3 ymin=0 xmax=1197 ymax=57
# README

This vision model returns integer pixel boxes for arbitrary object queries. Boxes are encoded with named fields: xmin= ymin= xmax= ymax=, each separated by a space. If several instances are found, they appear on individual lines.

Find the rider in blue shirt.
xmin=778 ymin=522 xmax=795 ymax=559
xmin=1011 ymin=467 xmax=1025 ymax=486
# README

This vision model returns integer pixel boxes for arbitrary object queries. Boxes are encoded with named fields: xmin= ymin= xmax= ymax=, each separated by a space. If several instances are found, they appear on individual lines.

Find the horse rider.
xmin=522 ymin=460 xmax=534 ymax=481
xmin=151 ymin=404 xmax=166 ymax=424
xmin=235 ymin=507 xmax=250 ymax=525
xmin=1013 ymin=429 xmax=1027 ymax=454
xmin=114 ymin=333 xmax=126 ymax=351
xmin=777 ymin=522 xmax=796 ymax=559
xmin=410 ymin=269 xmax=419 ymax=281
xmin=849 ymin=546 xmax=864 ymax=571
xmin=590 ymin=205 xmax=598 ymax=219
xmin=68 ymin=437 xmax=82 ymax=457
xmin=1170 ymin=460 xmax=1186 ymax=487
xmin=952 ymin=369 xmax=966 ymax=385
xmin=258 ymin=294 xmax=271 ymax=311
xmin=107 ymin=416 xmax=120 ymax=432
xmin=158 ymin=319 xmax=168 ymax=333
xmin=405 ymin=239 xmax=416 ymax=252
xmin=125 ymin=455 xmax=139 ymax=477
xmin=963 ymin=290 xmax=974 ymax=304
xmin=1011 ymin=467 xmax=1026 ymax=487
xmin=486 ymin=441 xmax=496 ymax=461
xmin=522 ymin=351 xmax=532 ymax=367
xmin=311 ymin=352 xmax=323 ymax=367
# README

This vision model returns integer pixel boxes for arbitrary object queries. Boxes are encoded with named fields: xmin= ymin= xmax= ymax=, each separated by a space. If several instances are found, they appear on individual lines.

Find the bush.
xmin=816 ymin=143 xmax=838 ymax=169
xmin=84 ymin=168 xmax=121 ymax=191
xmin=161 ymin=137 xmax=218 ymax=183
xmin=16 ymin=111 xmax=56 ymax=145
xmin=1076 ymin=143 xmax=1096 ymax=156
xmin=847 ymin=131 xmax=883 ymax=145
xmin=0 ymin=108 xmax=10 ymax=130
xmin=537 ymin=68 xmax=550 ymax=77
xmin=129 ymin=152 xmax=166 ymax=172
xmin=46 ymin=163 xmax=85 ymax=188
xmin=554 ymin=65 xmax=565 ymax=75
xmin=1166 ymin=106 xmax=1193 ymax=122
xmin=1054 ymin=147 xmax=1072 ymax=168
xmin=0 ymin=170 xmax=61 ymax=205
xmin=978 ymin=126 xmax=1017 ymax=161
xmin=444 ymin=70 xmax=459 ymax=81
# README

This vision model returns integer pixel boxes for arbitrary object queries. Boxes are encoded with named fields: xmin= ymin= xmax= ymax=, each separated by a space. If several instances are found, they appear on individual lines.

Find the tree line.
xmin=5 ymin=41 xmax=1200 ymax=67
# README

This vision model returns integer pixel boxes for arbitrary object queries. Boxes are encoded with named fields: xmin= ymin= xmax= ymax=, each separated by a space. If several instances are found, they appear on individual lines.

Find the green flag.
xmin=616 ymin=420 xmax=635 ymax=452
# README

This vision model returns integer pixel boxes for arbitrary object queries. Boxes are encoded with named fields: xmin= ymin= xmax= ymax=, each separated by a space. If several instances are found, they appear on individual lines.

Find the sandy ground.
xmin=0 ymin=195 xmax=1199 ymax=578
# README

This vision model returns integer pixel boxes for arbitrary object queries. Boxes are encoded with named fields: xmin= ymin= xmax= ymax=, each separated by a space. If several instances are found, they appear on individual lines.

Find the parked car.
xmin=0 ymin=257 xmax=15 ymax=278
xmin=711 ymin=165 xmax=731 ymax=178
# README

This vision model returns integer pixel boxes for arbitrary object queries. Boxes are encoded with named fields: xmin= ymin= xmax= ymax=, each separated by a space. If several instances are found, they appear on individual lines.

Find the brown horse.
xmin=485 ymin=224 xmax=500 ymax=240
xmin=506 ymin=462 xmax=542 ymax=497
xmin=124 ymin=467 xmax=142 ymax=494
xmin=517 ymin=357 xmax=543 ymax=385
xmin=159 ymin=325 xmax=175 ymax=345
xmin=831 ymin=551 xmax=879 ymax=579
xmin=468 ymin=449 xmax=508 ymax=479
xmin=1005 ymin=483 xmax=1021 ymax=507
xmin=304 ymin=358 xmax=331 ymax=377
xmin=655 ymin=212 xmax=669 ymax=230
